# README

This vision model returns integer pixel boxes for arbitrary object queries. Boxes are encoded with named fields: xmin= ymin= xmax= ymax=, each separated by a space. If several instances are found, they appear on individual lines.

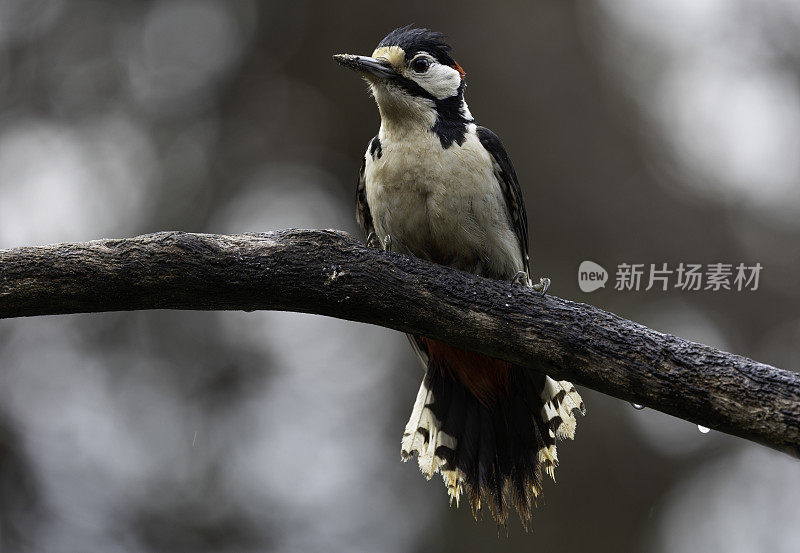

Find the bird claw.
xmin=511 ymin=271 xmax=529 ymax=286
xmin=364 ymin=232 xmax=392 ymax=251
xmin=513 ymin=271 xmax=550 ymax=296
xmin=532 ymin=277 xmax=551 ymax=296
xmin=365 ymin=232 xmax=380 ymax=248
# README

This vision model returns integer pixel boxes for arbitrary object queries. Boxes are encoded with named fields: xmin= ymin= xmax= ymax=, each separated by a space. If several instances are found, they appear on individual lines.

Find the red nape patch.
xmin=451 ymin=61 xmax=466 ymax=78
xmin=421 ymin=338 xmax=510 ymax=406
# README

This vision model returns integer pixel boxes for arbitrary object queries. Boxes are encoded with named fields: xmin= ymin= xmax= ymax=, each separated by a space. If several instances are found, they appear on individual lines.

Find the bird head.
xmin=334 ymin=26 xmax=469 ymax=127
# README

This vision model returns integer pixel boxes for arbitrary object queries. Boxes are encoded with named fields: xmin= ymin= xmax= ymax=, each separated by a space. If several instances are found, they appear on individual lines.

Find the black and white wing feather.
xmin=476 ymin=126 xmax=530 ymax=275
xmin=355 ymin=136 xmax=379 ymax=239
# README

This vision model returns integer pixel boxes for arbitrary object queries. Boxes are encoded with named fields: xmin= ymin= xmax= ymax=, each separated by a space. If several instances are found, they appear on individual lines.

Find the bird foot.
xmin=365 ymin=232 xmax=392 ymax=251
xmin=512 ymin=272 xmax=550 ymax=296
xmin=532 ymin=277 xmax=551 ymax=296
xmin=365 ymin=232 xmax=380 ymax=248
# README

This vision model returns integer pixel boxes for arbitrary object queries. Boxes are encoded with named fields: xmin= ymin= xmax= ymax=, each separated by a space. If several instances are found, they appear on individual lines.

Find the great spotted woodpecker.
xmin=334 ymin=26 xmax=584 ymax=528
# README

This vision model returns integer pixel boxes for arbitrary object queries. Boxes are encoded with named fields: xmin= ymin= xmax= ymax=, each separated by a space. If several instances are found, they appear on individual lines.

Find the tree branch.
xmin=1 ymin=229 xmax=798 ymax=457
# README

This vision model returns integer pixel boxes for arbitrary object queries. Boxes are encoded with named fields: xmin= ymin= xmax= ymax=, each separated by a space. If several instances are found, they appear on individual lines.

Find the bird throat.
xmin=374 ymin=86 xmax=472 ymax=149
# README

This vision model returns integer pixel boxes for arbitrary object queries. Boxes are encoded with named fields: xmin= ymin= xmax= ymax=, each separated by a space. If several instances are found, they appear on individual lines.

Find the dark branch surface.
xmin=1 ymin=229 xmax=798 ymax=457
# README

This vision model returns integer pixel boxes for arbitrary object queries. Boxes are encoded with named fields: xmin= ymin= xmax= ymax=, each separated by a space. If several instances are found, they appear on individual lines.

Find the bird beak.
xmin=333 ymin=54 xmax=397 ymax=80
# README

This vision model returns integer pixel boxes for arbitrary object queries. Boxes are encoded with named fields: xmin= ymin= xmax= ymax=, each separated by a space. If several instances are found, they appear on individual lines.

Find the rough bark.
xmin=1 ymin=229 xmax=798 ymax=457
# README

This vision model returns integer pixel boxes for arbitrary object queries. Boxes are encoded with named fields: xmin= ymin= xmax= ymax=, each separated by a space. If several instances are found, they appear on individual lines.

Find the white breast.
xmin=363 ymin=125 xmax=523 ymax=279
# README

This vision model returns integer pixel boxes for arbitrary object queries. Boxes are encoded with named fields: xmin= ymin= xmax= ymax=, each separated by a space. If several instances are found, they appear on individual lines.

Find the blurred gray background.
xmin=1 ymin=1 xmax=799 ymax=552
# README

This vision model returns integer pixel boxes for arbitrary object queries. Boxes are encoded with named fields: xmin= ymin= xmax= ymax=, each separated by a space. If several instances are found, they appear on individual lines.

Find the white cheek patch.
xmin=411 ymin=64 xmax=462 ymax=100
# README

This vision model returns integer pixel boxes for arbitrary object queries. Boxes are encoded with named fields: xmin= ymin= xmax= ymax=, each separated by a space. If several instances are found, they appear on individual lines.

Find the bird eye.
xmin=411 ymin=57 xmax=430 ymax=73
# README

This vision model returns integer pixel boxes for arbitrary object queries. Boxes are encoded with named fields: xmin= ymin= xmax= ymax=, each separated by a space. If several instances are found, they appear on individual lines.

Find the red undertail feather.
xmin=420 ymin=338 xmax=509 ymax=406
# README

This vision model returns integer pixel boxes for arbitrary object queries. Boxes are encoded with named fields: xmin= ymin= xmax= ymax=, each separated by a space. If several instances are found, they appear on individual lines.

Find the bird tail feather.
xmin=401 ymin=363 xmax=584 ymax=528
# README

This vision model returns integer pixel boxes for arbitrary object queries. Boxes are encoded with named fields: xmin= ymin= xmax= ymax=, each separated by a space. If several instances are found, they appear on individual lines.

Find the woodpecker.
xmin=334 ymin=26 xmax=584 ymax=528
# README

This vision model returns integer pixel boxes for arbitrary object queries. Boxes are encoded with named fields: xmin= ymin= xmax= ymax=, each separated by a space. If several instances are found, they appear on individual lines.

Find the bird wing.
xmin=355 ymin=136 xmax=378 ymax=239
xmin=475 ymin=126 xmax=530 ymax=275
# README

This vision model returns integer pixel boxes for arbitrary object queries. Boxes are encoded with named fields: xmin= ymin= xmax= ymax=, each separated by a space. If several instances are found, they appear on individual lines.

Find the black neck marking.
xmin=388 ymin=76 xmax=472 ymax=148
xmin=431 ymin=81 xmax=471 ymax=148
